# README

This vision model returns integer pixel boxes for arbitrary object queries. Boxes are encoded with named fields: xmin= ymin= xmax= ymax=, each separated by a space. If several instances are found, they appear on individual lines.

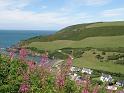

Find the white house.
xmin=70 ymin=66 xmax=80 ymax=72
xmin=81 ymin=68 xmax=93 ymax=75
xmin=116 ymin=80 xmax=124 ymax=87
xmin=100 ymin=73 xmax=112 ymax=82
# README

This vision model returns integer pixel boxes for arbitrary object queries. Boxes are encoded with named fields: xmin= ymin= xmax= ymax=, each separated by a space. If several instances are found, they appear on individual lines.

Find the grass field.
xmin=73 ymin=51 xmax=124 ymax=74
xmin=86 ymin=21 xmax=124 ymax=28
xmin=27 ymin=35 xmax=124 ymax=50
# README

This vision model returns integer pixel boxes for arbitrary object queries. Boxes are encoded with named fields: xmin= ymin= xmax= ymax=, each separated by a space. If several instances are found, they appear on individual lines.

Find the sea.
xmin=0 ymin=30 xmax=56 ymax=48
xmin=0 ymin=30 xmax=56 ymax=62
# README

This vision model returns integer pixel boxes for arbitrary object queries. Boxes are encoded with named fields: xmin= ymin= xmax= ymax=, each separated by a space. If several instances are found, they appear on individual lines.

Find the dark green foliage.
xmin=102 ymin=51 xmax=106 ymax=55
xmin=64 ymin=79 xmax=81 ymax=93
xmin=27 ymin=47 xmax=46 ymax=53
xmin=49 ymin=51 xmax=68 ymax=59
xmin=97 ymin=47 xmax=124 ymax=53
xmin=115 ymin=60 xmax=124 ymax=65
xmin=92 ymin=80 xmax=103 ymax=85
xmin=92 ymin=69 xmax=124 ymax=78
xmin=107 ymin=54 xmax=119 ymax=60
xmin=0 ymin=57 xmax=27 ymax=93
xmin=61 ymin=48 xmax=85 ymax=58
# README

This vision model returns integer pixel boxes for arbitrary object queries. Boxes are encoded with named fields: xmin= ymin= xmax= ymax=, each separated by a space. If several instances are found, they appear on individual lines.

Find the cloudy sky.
xmin=0 ymin=0 xmax=124 ymax=30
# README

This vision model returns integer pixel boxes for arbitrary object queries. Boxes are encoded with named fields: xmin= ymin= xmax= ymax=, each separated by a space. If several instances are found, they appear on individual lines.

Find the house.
xmin=106 ymin=86 xmax=117 ymax=91
xmin=100 ymin=73 xmax=112 ymax=82
xmin=81 ymin=68 xmax=93 ymax=75
xmin=116 ymin=80 xmax=124 ymax=87
xmin=70 ymin=66 xmax=80 ymax=72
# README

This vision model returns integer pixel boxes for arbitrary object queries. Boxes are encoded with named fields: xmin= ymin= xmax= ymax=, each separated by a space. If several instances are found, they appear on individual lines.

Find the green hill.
xmin=22 ymin=21 xmax=124 ymax=45
xmin=27 ymin=35 xmax=124 ymax=50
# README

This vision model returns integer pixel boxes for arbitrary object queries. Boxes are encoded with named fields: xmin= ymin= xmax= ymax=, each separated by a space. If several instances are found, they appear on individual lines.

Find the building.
xmin=81 ymin=68 xmax=93 ymax=75
xmin=100 ymin=73 xmax=112 ymax=82
xmin=70 ymin=66 xmax=80 ymax=72
xmin=116 ymin=80 xmax=124 ymax=87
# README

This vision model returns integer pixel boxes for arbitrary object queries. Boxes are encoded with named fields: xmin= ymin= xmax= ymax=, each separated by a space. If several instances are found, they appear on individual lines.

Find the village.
xmin=67 ymin=66 xmax=124 ymax=91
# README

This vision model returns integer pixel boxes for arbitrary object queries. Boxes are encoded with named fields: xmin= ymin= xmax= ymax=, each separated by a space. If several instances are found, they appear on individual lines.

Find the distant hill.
xmin=22 ymin=21 xmax=124 ymax=45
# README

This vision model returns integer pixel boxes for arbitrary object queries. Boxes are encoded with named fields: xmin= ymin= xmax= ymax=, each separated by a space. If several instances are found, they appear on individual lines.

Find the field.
xmin=86 ymin=21 xmax=124 ymax=28
xmin=27 ymin=35 xmax=124 ymax=51
xmin=73 ymin=51 xmax=124 ymax=74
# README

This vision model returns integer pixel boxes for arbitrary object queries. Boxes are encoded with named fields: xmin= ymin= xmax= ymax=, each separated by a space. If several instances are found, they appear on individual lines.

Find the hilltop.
xmin=22 ymin=21 xmax=124 ymax=45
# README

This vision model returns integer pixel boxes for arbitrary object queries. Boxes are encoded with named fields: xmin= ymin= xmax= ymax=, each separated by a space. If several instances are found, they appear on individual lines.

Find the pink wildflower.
xmin=27 ymin=61 xmax=35 ymax=70
xmin=56 ymin=72 xmax=65 ymax=88
xmin=40 ymin=54 xmax=48 ymax=65
xmin=23 ymin=73 xmax=29 ymax=81
xmin=19 ymin=83 xmax=30 ymax=93
xmin=82 ymin=88 xmax=89 ymax=93
xmin=92 ymin=85 xmax=99 ymax=93
xmin=117 ymin=90 xmax=124 ymax=93
xmin=82 ymin=79 xmax=90 ymax=93
xmin=19 ymin=48 xmax=27 ymax=60
xmin=66 ymin=55 xmax=73 ymax=67
xmin=9 ymin=52 xmax=14 ymax=61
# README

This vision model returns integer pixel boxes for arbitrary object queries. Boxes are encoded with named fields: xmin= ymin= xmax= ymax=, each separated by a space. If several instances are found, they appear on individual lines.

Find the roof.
xmin=101 ymin=73 xmax=112 ymax=78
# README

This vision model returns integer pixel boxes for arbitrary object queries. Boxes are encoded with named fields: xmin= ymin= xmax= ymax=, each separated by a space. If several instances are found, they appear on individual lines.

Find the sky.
xmin=0 ymin=0 xmax=124 ymax=30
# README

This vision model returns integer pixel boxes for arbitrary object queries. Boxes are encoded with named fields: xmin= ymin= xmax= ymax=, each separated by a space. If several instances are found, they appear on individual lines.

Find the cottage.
xmin=116 ymin=80 xmax=124 ymax=87
xmin=70 ymin=66 xmax=80 ymax=72
xmin=100 ymin=73 xmax=112 ymax=82
xmin=81 ymin=68 xmax=93 ymax=75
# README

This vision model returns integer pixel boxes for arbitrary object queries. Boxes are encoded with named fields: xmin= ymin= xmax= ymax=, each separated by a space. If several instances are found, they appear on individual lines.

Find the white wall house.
xmin=81 ymin=68 xmax=93 ymax=75
xmin=70 ymin=66 xmax=80 ymax=72
xmin=100 ymin=73 xmax=112 ymax=82
xmin=116 ymin=80 xmax=124 ymax=87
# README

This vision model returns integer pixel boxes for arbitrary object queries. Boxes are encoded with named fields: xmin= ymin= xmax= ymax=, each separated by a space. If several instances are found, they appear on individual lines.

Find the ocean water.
xmin=0 ymin=30 xmax=55 ymax=48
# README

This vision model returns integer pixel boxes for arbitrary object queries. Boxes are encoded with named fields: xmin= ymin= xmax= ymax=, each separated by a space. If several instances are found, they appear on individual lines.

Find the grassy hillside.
xmin=73 ymin=51 xmax=124 ymax=74
xmin=27 ymin=35 xmax=124 ymax=50
xmin=22 ymin=21 xmax=124 ymax=44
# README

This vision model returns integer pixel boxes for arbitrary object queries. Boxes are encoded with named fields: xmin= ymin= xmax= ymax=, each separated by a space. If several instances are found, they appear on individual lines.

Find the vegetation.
xmin=21 ymin=21 xmax=124 ymax=45
xmin=73 ymin=50 xmax=124 ymax=74
xmin=0 ymin=53 xmax=82 ymax=93
xmin=0 ymin=52 xmax=111 ymax=93
xmin=27 ymin=35 xmax=124 ymax=50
